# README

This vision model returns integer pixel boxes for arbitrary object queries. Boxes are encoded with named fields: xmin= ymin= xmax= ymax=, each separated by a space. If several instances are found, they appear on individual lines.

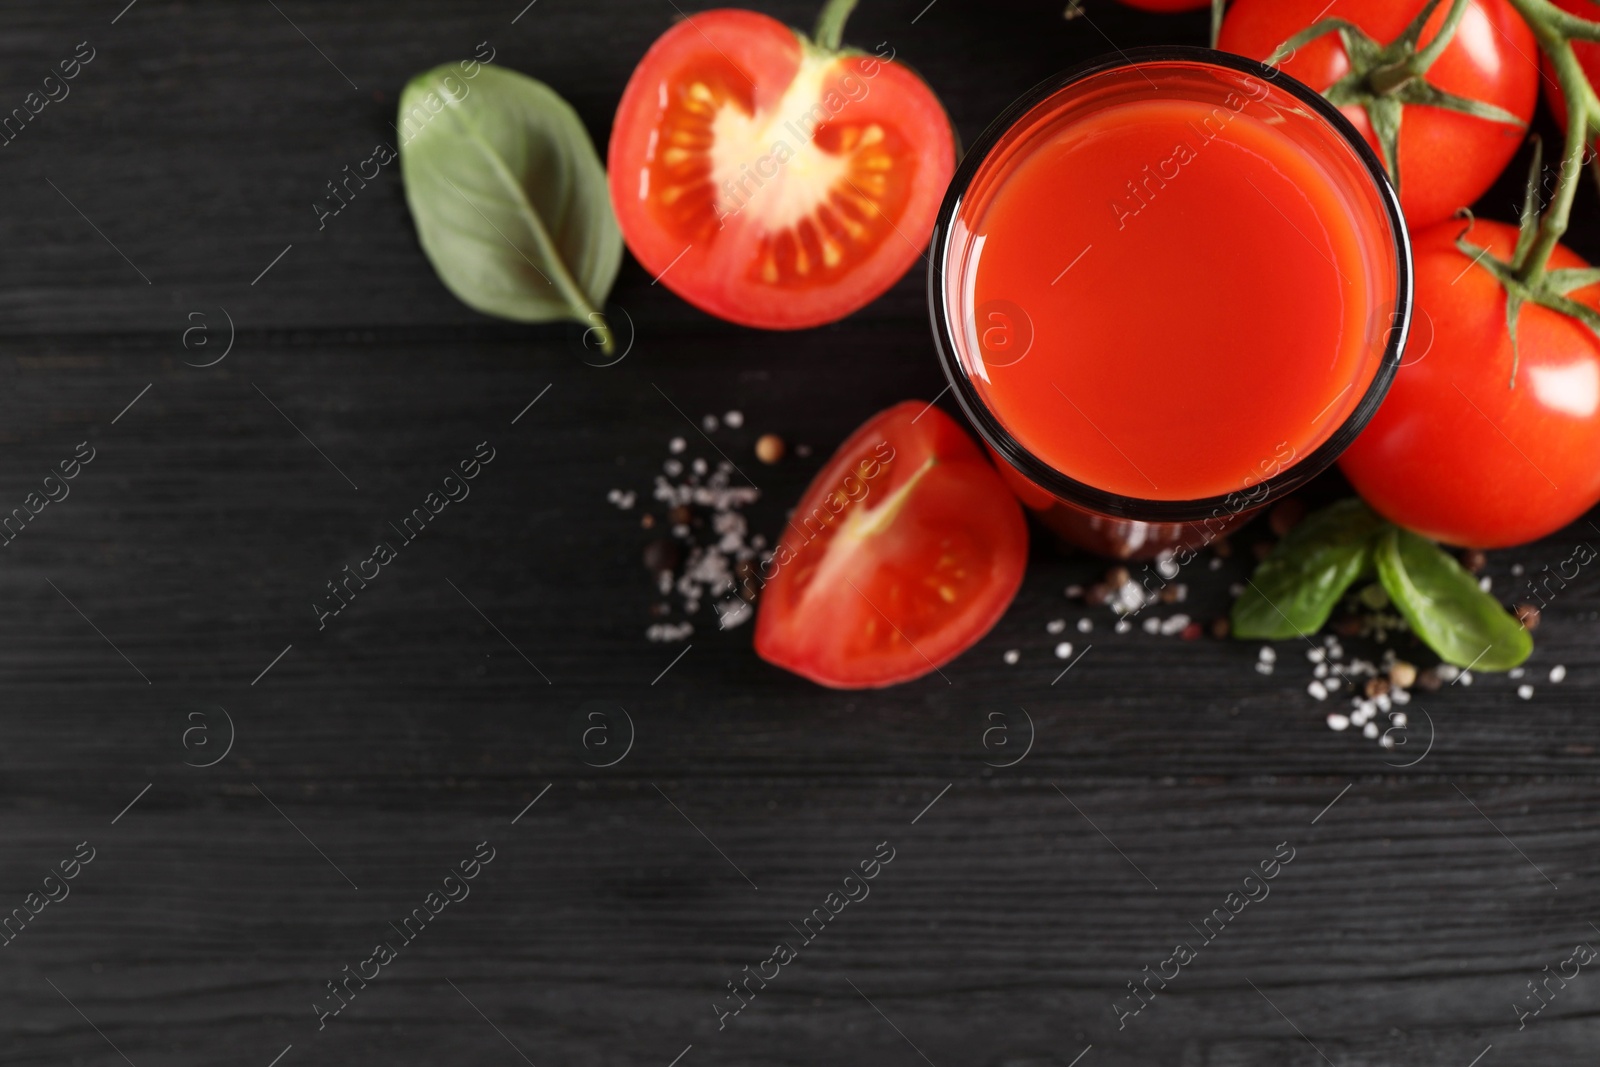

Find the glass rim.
xmin=926 ymin=45 xmax=1415 ymax=525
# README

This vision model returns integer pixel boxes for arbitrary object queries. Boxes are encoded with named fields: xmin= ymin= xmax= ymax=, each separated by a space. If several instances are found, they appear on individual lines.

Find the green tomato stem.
xmin=1408 ymin=0 xmax=1472 ymax=76
xmin=812 ymin=0 xmax=860 ymax=51
xmin=1509 ymin=0 xmax=1600 ymax=41
xmin=1505 ymin=1 xmax=1600 ymax=282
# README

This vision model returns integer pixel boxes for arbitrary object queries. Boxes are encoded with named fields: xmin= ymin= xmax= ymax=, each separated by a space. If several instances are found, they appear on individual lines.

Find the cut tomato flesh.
xmin=647 ymin=53 xmax=913 ymax=287
xmin=609 ymin=10 xmax=955 ymax=329
xmin=754 ymin=402 xmax=1029 ymax=689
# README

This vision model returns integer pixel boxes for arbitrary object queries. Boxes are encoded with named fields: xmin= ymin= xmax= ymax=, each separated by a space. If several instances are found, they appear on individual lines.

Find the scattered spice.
xmin=617 ymin=415 xmax=766 ymax=642
xmin=755 ymin=434 xmax=785 ymax=464
xmin=1515 ymin=602 xmax=1541 ymax=630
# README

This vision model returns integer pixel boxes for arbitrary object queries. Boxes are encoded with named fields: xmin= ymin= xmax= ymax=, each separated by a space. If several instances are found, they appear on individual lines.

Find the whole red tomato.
xmin=1218 ymin=0 xmax=1538 ymax=227
xmin=608 ymin=8 xmax=955 ymax=330
xmin=1341 ymin=219 xmax=1600 ymax=548
xmin=754 ymin=402 xmax=1027 ymax=688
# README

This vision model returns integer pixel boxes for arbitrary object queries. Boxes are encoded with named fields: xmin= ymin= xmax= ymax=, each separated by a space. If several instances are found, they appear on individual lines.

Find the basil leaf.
xmin=398 ymin=64 xmax=621 ymax=343
xmin=1232 ymin=499 xmax=1388 ymax=639
xmin=1375 ymin=527 xmax=1532 ymax=671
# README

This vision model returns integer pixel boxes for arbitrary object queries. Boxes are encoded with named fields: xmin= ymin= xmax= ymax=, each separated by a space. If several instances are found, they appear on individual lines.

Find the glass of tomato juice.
xmin=930 ymin=47 xmax=1412 ymax=560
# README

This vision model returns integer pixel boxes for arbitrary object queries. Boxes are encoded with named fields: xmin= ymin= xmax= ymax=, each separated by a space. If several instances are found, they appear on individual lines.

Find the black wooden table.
xmin=2 ymin=2 xmax=1597 ymax=1065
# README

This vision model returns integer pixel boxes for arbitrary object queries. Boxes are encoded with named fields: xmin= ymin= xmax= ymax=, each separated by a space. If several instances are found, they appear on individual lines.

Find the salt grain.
xmin=1159 ymin=614 xmax=1190 ymax=636
xmin=1258 ymin=646 xmax=1277 ymax=664
xmin=1055 ymin=642 xmax=1074 ymax=659
xmin=1115 ymin=619 xmax=1132 ymax=633
xmin=1003 ymin=649 xmax=1021 ymax=665
xmin=1518 ymin=684 xmax=1534 ymax=700
xmin=1077 ymin=618 xmax=1093 ymax=633
xmin=1143 ymin=617 xmax=1161 ymax=635
xmin=669 ymin=437 xmax=687 ymax=454
xmin=1047 ymin=619 xmax=1067 ymax=634
xmin=1308 ymin=681 xmax=1328 ymax=700
xmin=1255 ymin=661 xmax=1274 ymax=676
xmin=1327 ymin=713 xmax=1349 ymax=731
xmin=702 ymin=414 xmax=719 ymax=432
xmin=1362 ymin=721 xmax=1379 ymax=739
xmin=724 ymin=410 xmax=744 ymax=428
xmin=1551 ymin=665 xmax=1567 ymax=683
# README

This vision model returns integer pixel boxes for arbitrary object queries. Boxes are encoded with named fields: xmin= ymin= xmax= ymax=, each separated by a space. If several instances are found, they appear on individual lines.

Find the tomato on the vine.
xmin=1341 ymin=219 xmax=1600 ymax=548
xmin=607 ymin=5 xmax=955 ymax=330
xmin=754 ymin=402 xmax=1027 ymax=689
xmin=1218 ymin=0 xmax=1539 ymax=228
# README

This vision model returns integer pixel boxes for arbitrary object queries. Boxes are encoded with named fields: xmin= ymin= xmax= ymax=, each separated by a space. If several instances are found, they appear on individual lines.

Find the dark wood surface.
xmin=3 ymin=2 xmax=1599 ymax=1065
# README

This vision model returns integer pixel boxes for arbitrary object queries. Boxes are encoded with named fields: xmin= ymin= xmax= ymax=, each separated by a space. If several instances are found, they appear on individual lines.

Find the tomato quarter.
xmin=607 ymin=6 xmax=955 ymax=329
xmin=1341 ymin=219 xmax=1600 ymax=548
xmin=753 ymin=402 xmax=1028 ymax=688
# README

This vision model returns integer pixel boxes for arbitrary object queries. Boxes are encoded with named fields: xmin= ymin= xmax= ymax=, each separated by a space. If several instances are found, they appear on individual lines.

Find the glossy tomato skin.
xmin=754 ymin=402 xmax=1027 ymax=688
xmin=1218 ymin=0 xmax=1538 ymax=227
xmin=1341 ymin=220 xmax=1600 ymax=548
xmin=608 ymin=10 xmax=956 ymax=330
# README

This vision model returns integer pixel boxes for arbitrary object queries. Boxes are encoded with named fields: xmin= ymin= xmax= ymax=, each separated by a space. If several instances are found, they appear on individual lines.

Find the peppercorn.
xmin=755 ymin=434 xmax=785 ymax=464
xmin=1389 ymin=661 xmax=1417 ymax=689
xmin=1210 ymin=617 xmax=1231 ymax=640
xmin=1515 ymin=602 xmax=1541 ymax=631
xmin=643 ymin=538 xmax=680 ymax=574
xmin=1460 ymin=549 xmax=1488 ymax=574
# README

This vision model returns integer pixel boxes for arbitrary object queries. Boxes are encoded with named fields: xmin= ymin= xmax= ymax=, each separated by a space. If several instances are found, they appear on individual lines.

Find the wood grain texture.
xmin=1 ymin=2 xmax=1598 ymax=1066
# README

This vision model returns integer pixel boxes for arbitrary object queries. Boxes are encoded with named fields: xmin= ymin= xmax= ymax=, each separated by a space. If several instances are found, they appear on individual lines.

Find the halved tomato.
xmin=754 ymin=402 xmax=1028 ymax=688
xmin=607 ymin=8 xmax=956 ymax=329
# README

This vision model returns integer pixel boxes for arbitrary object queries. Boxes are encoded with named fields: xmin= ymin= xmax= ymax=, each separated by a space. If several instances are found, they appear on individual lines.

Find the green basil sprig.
xmin=1231 ymin=499 xmax=1387 ymax=639
xmin=1232 ymin=499 xmax=1532 ymax=671
xmin=398 ymin=64 xmax=622 ymax=348
xmin=1373 ymin=526 xmax=1532 ymax=672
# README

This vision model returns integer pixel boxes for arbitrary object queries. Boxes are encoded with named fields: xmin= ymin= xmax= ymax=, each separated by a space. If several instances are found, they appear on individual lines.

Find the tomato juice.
xmin=931 ymin=50 xmax=1411 ymax=547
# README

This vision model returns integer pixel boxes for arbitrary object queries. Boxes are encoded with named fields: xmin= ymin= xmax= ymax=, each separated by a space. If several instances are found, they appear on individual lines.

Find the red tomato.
xmin=607 ymin=9 xmax=955 ymax=329
xmin=1217 ymin=0 xmax=1538 ymax=227
xmin=1341 ymin=220 xmax=1600 ymax=548
xmin=753 ymin=402 xmax=1028 ymax=688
